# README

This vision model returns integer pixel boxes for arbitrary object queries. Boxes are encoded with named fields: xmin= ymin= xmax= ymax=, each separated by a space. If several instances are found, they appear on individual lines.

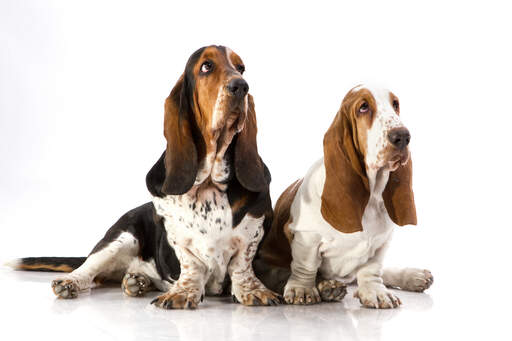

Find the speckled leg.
xmin=229 ymin=234 xmax=281 ymax=306
xmin=151 ymin=246 xmax=207 ymax=309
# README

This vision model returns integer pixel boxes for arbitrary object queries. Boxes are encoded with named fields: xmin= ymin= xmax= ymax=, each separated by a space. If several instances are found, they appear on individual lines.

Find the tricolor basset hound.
xmin=258 ymin=85 xmax=433 ymax=309
xmin=11 ymin=45 xmax=281 ymax=309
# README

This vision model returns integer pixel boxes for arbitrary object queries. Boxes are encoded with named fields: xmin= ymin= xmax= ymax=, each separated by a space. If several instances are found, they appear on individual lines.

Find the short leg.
xmin=354 ymin=244 xmax=401 ymax=309
xmin=151 ymin=246 xmax=207 ymax=309
xmin=382 ymin=268 xmax=433 ymax=292
xmin=229 ymin=230 xmax=281 ymax=306
xmin=52 ymin=232 xmax=138 ymax=299
xmin=283 ymin=232 xmax=322 ymax=305
xmin=316 ymin=278 xmax=347 ymax=302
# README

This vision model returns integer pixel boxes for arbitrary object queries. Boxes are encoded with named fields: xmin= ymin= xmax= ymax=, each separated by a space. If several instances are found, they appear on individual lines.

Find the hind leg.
xmin=382 ymin=267 xmax=433 ymax=292
xmin=52 ymin=232 xmax=139 ymax=299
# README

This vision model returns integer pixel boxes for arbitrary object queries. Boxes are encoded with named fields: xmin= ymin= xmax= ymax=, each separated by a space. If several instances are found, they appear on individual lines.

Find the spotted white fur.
xmin=283 ymin=86 xmax=432 ymax=308
xmin=364 ymin=86 xmax=404 ymax=170
xmin=149 ymin=49 xmax=274 ymax=306
xmin=47 ymin=46 xmax=274 ymax=306
xmin=153 ymin=192 xmax=265 ymax=297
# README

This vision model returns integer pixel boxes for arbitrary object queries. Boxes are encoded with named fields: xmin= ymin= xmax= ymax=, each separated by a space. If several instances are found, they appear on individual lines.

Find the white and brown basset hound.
xmin=259 ymin=85 xmax=433 ymax=309
xmin=10 ymin=45 xmax=281 ymax=309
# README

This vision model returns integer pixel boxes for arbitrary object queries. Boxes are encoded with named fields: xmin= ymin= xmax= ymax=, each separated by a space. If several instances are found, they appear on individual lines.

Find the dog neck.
xmin=366 ymin=167 xmax=390 ymax=202
xmin=193 ymin=119 xmax=240 ymax=191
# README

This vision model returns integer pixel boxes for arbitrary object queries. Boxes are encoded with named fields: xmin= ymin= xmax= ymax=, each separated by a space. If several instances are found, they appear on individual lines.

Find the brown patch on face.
xmin=320 ymin=88 xmax=374 ymax=233
xmin=258 ymin=179 xmax=303 ymax=268
xmin=340 ymin=87 xmax=379 ymax=160
xmin=192 ymin=46 xmax=246 ymax=144
xmin=321 ymin=86 xmax=417 ymax=230
xmin=159 ymin=46 xmax=251 ymax=195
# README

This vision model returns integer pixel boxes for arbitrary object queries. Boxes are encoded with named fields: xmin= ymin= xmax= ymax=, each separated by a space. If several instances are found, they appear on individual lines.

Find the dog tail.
xmin=5 ymin=257 xmax=86 ymax=272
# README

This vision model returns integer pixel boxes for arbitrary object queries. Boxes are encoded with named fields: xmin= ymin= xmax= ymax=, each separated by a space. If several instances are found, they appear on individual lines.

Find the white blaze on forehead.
xmin=360 ymin=85 xmax=405 ymax=170
xmin=211 ymin=85 xmax=226 ymax=130
xmin=225 ymin=47 xmax=236 ymax=69
xmin=211 ymin=47 xmax=238 ymax=130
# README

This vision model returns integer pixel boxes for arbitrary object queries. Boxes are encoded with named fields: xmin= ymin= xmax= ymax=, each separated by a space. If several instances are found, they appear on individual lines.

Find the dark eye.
xmin=200 ymin=61 xmax=213 ymax=74
xmin=393 ymin=99 xmax=399 ymax=111
xmin=359 ymin=102 xmax=369 ymax=113
xmin=236 ymin=64 xmax=245 ymax=74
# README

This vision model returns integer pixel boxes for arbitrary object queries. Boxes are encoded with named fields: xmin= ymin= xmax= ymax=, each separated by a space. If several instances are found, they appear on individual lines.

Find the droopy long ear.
xmin=161 ymin=74 xmax=199 ymax=195
xmin=383 ymin=158 xmax=417 ymax=226
xmin=321 ymin=110 xmax=370 ymax=233
xmin=234 ymin=94 xmax=269 ymax=192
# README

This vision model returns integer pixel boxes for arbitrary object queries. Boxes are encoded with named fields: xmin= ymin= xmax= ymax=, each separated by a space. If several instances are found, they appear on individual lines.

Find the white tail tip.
xmin=3 ymin=259 xmax=21 ymax=269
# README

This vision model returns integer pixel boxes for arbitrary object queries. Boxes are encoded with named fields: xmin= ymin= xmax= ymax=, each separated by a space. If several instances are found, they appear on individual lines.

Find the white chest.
xmin=152 ymin=189 xmax=264 ymax=276
xmin=153 ymin=190 xmax=233 ymax=266
xmin=318 ymin=197 xmax=394 ymax=281
xmin=290 ymin=159 xmax=395 ymax=283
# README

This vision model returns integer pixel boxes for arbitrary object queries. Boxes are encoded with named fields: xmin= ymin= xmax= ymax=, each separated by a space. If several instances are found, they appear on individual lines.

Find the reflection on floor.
xmin=1 ymin=268 xmax=434 ymax=341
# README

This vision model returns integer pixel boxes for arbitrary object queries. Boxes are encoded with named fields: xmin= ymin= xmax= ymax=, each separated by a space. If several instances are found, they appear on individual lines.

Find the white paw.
xmin=122 ymin=273 xmax=152 ymax=297
xmin=354 ymin=284 xmax=401 ymax=309
xmin=283 ymin=284 xmax=321 ymax=305
xmin=52 ymin=278 xmax=79 ymax=299
xmin=401 ymin=268 xmax=433 ymax=292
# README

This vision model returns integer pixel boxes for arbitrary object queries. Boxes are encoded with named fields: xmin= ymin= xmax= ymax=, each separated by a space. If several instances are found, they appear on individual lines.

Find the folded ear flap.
xmin=161 ymin=74 xmax=199 ymax=195
xmin=382 ymin=158 xmax=417 ymax=226
xmin=234 ymin=94 xmax=268 ymax=192
xmin=321 ymin=111 xmax=370 ymax=233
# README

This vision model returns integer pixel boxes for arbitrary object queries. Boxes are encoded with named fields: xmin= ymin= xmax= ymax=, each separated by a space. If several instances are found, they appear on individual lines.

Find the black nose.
xmin=227 ymin=78 xmax=249 ymax=98
xmin=387 ymin=127 xmax=411 ymax=150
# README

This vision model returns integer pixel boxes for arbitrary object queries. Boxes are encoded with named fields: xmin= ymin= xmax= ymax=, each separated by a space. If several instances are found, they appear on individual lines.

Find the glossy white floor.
xmin=0 ymin=265 xmax=483 ymax=341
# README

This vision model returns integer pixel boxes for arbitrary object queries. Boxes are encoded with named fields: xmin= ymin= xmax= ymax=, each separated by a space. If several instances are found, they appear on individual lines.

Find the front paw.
xmin=354 ymin=284 xmax=401 ymax=309
xmin=151 ymin=286 xmax=202 ymax=309
xmin=317 ymin=279 xmax=347 ymax=302
xmin=232 ymin=287 xmax=282 ymax=306
xmin=401 ymin=268 xmax=433 ymax=292
xmin=283 ymin=285 xmax=321 ymax=305
xmin=52 ymin=279 xmax=79 ymax=299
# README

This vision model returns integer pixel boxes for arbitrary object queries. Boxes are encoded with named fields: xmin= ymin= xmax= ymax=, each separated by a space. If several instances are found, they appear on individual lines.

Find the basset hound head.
xmin=321 ymin=85 xmax=417 ymax=233
xmin=147 ymin=45 xmax=268 ymax=196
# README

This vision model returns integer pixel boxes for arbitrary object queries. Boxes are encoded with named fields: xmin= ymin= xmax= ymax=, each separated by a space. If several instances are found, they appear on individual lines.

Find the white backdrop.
xmin=1 ymin=1 xmax=511 ymax=339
